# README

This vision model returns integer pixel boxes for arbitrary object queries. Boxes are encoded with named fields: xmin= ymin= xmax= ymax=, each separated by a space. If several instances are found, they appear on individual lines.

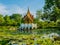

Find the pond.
xmin=12 ymin=43 xmax=18 ymax=45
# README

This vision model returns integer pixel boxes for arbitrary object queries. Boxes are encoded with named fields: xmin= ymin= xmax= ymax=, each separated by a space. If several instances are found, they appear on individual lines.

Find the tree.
xmin=41 ymin=13 xmax=48 ymax=20
xmin=44 ymin=0 xmax=60 ymax=22
xmin=35 ymin=10 xmax=44 ymax=28
xmin=4 ymin=15 xmax=12 ymax=26
xmin=36 ymin=10 xmax=42 ymax=20
xmin=0 ymin=14 xmax=4 ymax=26
xmin=11 ymin=14 xmax=22 ymax=26
xmin=35 ymin=10 xmax=43 ymax=22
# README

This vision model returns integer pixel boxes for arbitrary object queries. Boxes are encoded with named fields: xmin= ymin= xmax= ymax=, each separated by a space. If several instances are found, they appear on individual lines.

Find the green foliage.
xmin=0 ymin=14 xmax=22 ymax=26
xmin=4 ymin=15 xmax=12 ymax=26
xmin=0 ymin=39 xmax=10 ymax=45
xmin=36 ymin=10 xmax=43 ymax=21
xmin=37 ymin=21 xmax=43 ymax=29
xmin=42 ymin=21 xmax=48 ymax=28
xmin=0 ymin=14 xmax=5 ymax=26
xmin=47 ymin=21 xmax=56 ymax=27
xmin=56 ymin=19 xmax=60 ymax=27
xmin=44 ymin=0 xmax=60 ymax=22
xmin=0 ymin=29 xmax=60 ymax=45
xmin=41 ymin=13 xmax=48 ymax=20
xmin=11 ymin=14 xmax=22 ymax=26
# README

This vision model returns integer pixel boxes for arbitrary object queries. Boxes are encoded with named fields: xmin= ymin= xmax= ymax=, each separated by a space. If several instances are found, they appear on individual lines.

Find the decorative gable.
xmin=23 ymin=8 xmax=34 ymax=23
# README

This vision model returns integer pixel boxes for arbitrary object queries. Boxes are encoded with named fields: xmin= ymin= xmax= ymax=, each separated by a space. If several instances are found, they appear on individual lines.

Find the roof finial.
xmin=27 ymin=7 xmax=30 ymax=14
xmin=28 ymin=7 xmax=29 ymax=12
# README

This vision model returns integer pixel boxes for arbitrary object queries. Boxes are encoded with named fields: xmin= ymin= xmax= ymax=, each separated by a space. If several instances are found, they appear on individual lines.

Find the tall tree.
xmin=36 ymin=10 xmax=42 ymax=21
xmin=44 ymin=0 xmax=60 ymax=22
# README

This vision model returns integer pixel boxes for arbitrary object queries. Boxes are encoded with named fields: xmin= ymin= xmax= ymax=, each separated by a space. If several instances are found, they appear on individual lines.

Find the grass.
xmin=0 ymin=28 xmax=60 ymax=45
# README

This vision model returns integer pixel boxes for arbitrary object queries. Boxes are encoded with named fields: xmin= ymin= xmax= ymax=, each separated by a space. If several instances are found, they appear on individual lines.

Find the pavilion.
xmin=20 ymin=8 xmax=37 ymax=30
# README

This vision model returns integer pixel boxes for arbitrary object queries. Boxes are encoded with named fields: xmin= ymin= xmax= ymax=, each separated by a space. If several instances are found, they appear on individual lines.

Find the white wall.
xmin=20 ymin=23 xmax=37 ymax=29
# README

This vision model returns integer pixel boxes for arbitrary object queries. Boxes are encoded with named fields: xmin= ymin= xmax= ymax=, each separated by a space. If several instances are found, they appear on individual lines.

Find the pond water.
xmin=12 ymin=44 xmax=18 ymax=45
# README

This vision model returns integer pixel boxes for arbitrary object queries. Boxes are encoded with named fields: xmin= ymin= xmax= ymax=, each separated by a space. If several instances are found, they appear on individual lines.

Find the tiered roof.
xmin=23 ymin=8 xmax=34 ymax=23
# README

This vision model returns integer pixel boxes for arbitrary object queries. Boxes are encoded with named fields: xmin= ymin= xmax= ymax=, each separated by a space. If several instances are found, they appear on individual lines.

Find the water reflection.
xmin=12 ymin=43 xmax=18 ymax=45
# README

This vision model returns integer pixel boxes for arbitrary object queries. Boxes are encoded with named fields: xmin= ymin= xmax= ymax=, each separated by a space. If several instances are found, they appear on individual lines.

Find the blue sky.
xmin=0 ymin=0 xmax=45 ymax=16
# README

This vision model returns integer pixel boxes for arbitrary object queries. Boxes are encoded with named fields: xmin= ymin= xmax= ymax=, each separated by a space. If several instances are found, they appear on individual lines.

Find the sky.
xmin=0 ymin=0 xmax=45 ymax=16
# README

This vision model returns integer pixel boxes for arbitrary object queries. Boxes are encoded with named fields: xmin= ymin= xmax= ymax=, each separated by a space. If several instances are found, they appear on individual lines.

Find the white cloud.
xmin=0 ymin=4 xmax=9 ymax=15
xmin=0 ymin=4 xmax=26 ymax=16
xmin=0 ymin=4 xmax=36 ymax=17
xmin=9 ymin=6 xmax=27 ymax=16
